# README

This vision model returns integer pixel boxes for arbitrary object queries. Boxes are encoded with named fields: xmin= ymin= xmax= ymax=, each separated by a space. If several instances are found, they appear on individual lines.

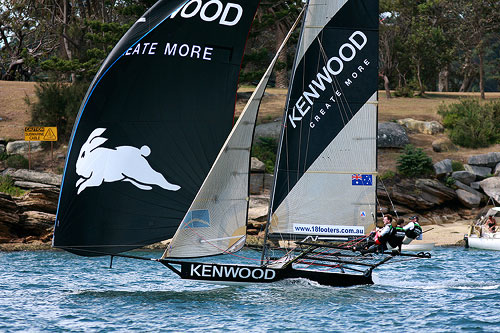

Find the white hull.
xmin=402 ymin=242 xmax=435 ymax=251
xmin=467 ymin=234 xmax=500 ymax=251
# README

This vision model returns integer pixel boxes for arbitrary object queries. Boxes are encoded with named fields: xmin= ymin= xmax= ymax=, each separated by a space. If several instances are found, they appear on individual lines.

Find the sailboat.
xmin=53 ymin=0 xmax=430 ymax=287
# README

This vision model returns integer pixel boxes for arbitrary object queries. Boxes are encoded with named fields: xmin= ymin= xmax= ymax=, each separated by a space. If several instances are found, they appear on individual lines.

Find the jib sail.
xmin=53 ymin=0 xmax=260 ymax=256
xmin=268 ymin=0 xmax=379 ymax=240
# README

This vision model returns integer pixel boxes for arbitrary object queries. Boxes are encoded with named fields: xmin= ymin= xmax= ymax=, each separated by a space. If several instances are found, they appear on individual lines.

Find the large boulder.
xmin=464 ymin=164 xmax=492 ymax=179
xmin=397 ymin=118 xmax=444 ymax=135
xmin=468 ymin=152 xmax=500 ymax=168
xmin=251 ymin=157 xmax=266 ymax=173
xmin=6 ymin=141 xmax=43 ymax=154
xmin=2 ymin=169 xmax=61 ymax=187
xmin=377 ymin=122 xmax=409 ymax=148
xmin=13 ymin=188 xmax=59 ymax=214
xmin=454 ymin=180 xmax=486 ymax=203
xmin=479 ymin=177 xmax=500 ymax=203
xmin=456 ymin=189 xmax=481 ymax=208
xmin=432 ymin=138 xmax=457 ymax=152
xmin=387 ymin=178 xmax=456 ymax=210
xmin=254 ymin=120 xmax=282 ymax=139
xmin=451 ymin=171 xmax=476 ymax=185
xmin=434 ymin=159 xmax=453 ymax=176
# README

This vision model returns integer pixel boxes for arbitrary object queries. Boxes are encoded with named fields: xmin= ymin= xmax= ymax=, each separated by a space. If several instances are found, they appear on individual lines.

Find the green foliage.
xmin=5 ymin=155 xmax=29 ymax=169
xmin=26 ymin=82 xmax=88 ymax=143
xmin=0 ymin=150 xmax=8 ymax=161
xmin=0 ymin=175 xmax=25 ymax=196
xmin=438 ymin=99 xmax=500 ymax=148
xmin=251 ymin=137 xmax=277 ymax=173
xmin=396 ymin=144 xmax=434 ymax=177
xmin=444 ymin=176 xmax=456 ymax=187
xmin=451 ymin=160 xmax=465 ymax=171
xmin=379 ymin=170 xmax=396 ymax=180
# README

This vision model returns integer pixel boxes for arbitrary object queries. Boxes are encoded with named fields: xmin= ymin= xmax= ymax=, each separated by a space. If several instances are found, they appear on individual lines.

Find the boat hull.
xmin=466 ymin=235 xmax=500 ymax=251
xmin=160 ymin=260 xmax=373 ymax=287
xmin=402 ymin=242 xmax=435 ymax=251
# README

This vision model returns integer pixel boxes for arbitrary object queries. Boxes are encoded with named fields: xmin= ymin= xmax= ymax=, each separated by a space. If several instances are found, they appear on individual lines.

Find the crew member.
xmin=386 ymin=218 xmax=406 ymax=252
xmin=403 ymin=216 xmax=423 ymax=244
xmin=360 ymin=215 xmax=393 ymax=254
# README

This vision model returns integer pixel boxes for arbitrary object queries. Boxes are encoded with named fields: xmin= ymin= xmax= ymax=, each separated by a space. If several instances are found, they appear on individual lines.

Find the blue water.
xmin=1 ymin=248 xmax=499 ymax=332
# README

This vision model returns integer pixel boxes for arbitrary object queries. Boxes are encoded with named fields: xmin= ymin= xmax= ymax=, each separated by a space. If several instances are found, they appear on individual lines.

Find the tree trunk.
xmin=478 ymin=42 xmax=485 ymax=100
xmin=438 ymin=67 xmax=449 ymax=92
xmin=274 ymin=23 xmax=288 ymax=88
xmin=383 ymin=74 xmax=391 ymax=98
xmin=416 ymin=62 xmax=424 ymax=96
xmin=63 ymin=0 xmax=77 ymax=83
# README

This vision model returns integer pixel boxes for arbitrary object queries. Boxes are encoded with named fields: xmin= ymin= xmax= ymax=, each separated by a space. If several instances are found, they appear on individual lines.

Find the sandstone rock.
xmin=254 ymin=120 xmax=281 ymax=139
xmin=387 ymin=178 xmax=456 ymax=210
xmin=0 ymin=192 xmax=20 ymax=225
xmin=468 ymin=152 xmax=500 ymax=167
xmin=464 ymin=164 xmax=492 ymax=179
xmin=451 ymin=171 xmax=476 ymax=185
xmin=377 ymin=122 xmax=409 ymax=148
xmin=6 ymin=141 xmax=43 ymax=154
xmin=456 ymin=189 xmax=481 ymax=208
xmin=494 ymin=163 xmax=500 ymax=176
xmin=434 ymin=159 xmax=453 ymax=176
xmin=14 ymin=188 xmax=59 ymax=214
xmin=470 ymin=181 xmax=481 ymax=190
xmin=250 ymin=173 xmax=266 ymax=195
xmin=2 ymin=168 xmax=61 ymax=186
xmin=397 ymin=118 xmax=444 ymax=135
xmin=454 ymin=180 xmax=485 ymax=202
xmin=251 ymin=157 xmax=266 ymax=172
xmin=479 ymin=177 xmax=500 ymax=203
xmin=432 ymin=138 xmax=457 ymax=152
xmin=248 ymin=195 xmax=269 ymax=221
xmin=18 ymin=211 xmax=55 ymax=236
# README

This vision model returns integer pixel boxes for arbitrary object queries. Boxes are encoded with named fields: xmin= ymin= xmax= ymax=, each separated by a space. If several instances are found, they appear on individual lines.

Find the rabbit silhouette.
xmin=75 ymin=128 xmax=181 ymax=194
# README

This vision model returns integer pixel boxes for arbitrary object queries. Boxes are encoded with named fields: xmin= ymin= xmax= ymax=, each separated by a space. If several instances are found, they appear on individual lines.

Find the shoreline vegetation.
xmin=2 ymin=82 xmax=499 ymax=252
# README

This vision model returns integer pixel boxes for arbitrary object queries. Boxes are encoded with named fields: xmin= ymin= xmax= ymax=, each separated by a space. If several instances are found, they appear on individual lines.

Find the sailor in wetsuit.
xmin=386 ymin=218 xmax=406 ymax=252
xmin=403 ymin=215 xmax=423 ymax=244
xmin=359 ymin=215 xmax=394 ymax=254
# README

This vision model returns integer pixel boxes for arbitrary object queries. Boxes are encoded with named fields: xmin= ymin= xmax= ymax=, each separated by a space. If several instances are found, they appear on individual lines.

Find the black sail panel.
xmin=54 ymin=0 xmax=260 ymax=256
xmin=272 ymin=0 xmax=378 ymax=213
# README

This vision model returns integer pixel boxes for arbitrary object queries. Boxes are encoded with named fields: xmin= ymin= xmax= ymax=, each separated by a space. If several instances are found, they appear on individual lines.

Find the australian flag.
xmin=352 ymin=174 xmax=373 ymax=186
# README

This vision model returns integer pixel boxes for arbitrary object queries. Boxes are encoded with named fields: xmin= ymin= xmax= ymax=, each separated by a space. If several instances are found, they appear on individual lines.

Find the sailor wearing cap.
xmin=403 ymin=216 xmax=423 ymax=244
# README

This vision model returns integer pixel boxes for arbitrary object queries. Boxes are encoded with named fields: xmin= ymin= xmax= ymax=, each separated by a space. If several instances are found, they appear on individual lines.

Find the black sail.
xmin=268 ymin=0 xmax=379 ymax=238
xmin=53 ymin=0 xmax=260 ymax=256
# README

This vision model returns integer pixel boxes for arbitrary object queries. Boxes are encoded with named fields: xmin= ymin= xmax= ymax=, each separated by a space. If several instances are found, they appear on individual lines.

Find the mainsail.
xmin=268 ymin=0 xmax=379 ymax=240
xmin=163 ymin=9 xmax=305 ymax=259
xmin=53 ymin=0 xmax=260 ymax=256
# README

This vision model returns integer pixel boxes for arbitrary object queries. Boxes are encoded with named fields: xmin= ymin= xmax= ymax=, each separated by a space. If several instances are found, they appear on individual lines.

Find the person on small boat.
xmin=487 ymin=216 xmax=497 ymax=233
xmin=403 ymin=215 xmax=423 ymax=244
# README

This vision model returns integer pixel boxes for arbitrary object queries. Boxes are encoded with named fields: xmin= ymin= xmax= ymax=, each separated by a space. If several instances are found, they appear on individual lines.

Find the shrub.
xmin=379 ymin=170 xmax=396 ymax=180
xmin=444 ymin=176 xmax=456 ymax=187
xmin=6 ymin=155 xmax=29 ymax=169
xmin=0 ymin=176 xmax=25 ymax=197
xmin=437 ymin=99 xmax=500 ymax=148
xmin=396 ymin=144 xmax=434 ymax=177
xmin=251 ymin=137 xmax=277 ymax=173
xmin=451 ymin=160 xmax=464 ymax=172
xmin=25 ymin=82 xmax=88 ymax=143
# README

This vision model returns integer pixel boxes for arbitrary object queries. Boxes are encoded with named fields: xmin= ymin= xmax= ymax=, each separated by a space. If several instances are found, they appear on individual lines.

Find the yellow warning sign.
xmin=24 ymin=127 xmax=58 ymax=141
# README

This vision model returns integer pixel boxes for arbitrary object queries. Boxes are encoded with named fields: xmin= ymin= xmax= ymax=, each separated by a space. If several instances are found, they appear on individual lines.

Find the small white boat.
xmin=402 ymin=242 xmax=435 ymax=252
xmin=465 ymin=208 xmax=500 ymax=251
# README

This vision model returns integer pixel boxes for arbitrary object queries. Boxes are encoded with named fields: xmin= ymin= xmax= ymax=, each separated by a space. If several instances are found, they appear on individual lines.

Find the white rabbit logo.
xmin=75 ymin=128 xmax=181 ymax=194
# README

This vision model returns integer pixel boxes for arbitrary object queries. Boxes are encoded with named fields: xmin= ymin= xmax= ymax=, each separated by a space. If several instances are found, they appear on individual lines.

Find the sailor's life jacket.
xmin=387 ymin=226 xmax=406 ymax=248
xmin=404 ymin=222 xmax=423 ymax=239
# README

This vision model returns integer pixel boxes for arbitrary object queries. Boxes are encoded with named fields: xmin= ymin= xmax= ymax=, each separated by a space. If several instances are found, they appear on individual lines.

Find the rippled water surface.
xmin=1 ymin=248 xmax=499 ymax=331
